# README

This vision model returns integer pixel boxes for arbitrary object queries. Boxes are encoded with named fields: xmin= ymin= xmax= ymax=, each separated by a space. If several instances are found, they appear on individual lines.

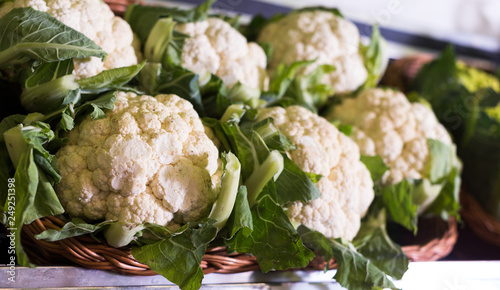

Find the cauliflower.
xmin=175 ymin=17 xmax=268 ymax=90
xmin=256 ymin=106 xmax=374 ymax=240
xmin=327 ymin=88 xmax=453 ymax=186
xmin=55 ymin=91 xmax=223 ymax=229
xmin=258 ymin=10 xmax=369 ymax=94
xmin=0 ymin=0 xmax=141 ymax=79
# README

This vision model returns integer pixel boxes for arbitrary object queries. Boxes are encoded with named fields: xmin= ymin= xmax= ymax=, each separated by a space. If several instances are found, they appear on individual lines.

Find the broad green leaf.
xmin=360 ymin=155 xmax=390 ymax=182
xmin=35 ymin=219 xmax=114 ymax=242
xmin=132 ymin=221 xmax=218 ymax=290
xmin=380 ymin=179 xmax=418 ymax=234
xmin=298 ymin=225 xmax=397 ymax=290
xmin=77 ymin=61 xmax=146 ymax=93
xmin=228 ymin=182 xmax=315 ymax=272
xmin=24 ymin=60 xmax=74 ymax=88
xmin=0 ymin=115 xmax=25 ymax=214
xmin=353 ymin=210 xmax=409 ymax=280
xmin=125 ymin=0 xmax=215 ymax=43
xmin=156 ymin=68 xmax=204 ymax=116
xmin=360 ymin=24 xmax=388 ymax=89
xmin=225 ymin=186 xmax=253 ymax=239
xmin=0 ymin=8 xmax=105 ymax=67
xmin=425 ymin=164 xmax=462 ymax=220
xmin=426 ymin=139 xmax=454 ymax=184
xmin=275 ymin=157 xmax=322 ymax=204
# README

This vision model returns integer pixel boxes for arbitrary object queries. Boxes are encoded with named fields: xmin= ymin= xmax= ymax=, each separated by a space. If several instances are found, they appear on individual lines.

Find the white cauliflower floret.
xmin=0 ymin=0 xmax=141 ymax=79
xmin=176 ymin=17 xmax=268 ymax=90
xmin=257 ymin=106 xmax=374 ymax=240
xmin=56 ymin=91 xmax=222 ymax=228
xmin=258 ymin=10 xmax=368 ymax=94
xmin=327 ymin=88 xmax=453 ymax=185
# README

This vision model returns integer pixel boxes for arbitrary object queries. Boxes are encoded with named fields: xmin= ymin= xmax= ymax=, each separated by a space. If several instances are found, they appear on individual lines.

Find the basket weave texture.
xmin=15 ymin=0 xmax=460 ymax=277
xmin=460 ymin=189 xmax=500 ymax=247
xmin=22 ymin=215 xmax=455 ymax=276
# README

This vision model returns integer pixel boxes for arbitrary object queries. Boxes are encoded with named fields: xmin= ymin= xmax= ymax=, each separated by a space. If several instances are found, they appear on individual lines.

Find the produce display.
xmin=411 ymin=47 xmax=500 ymax=221
xmin=0 ymin=1 xmax=469 ymax=290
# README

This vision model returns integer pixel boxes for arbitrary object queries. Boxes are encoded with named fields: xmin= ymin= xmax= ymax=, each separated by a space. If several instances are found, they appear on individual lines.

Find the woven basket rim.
xmin=20 ymin=214 xmax=458 ymax=276
xmin=460 ymin=188 xmax=500 ymax=247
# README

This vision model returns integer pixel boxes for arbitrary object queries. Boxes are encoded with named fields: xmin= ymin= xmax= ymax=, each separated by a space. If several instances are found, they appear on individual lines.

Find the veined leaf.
xmin=298 ymin=225 xmax=397 ymax=290
xmin=35 ymin=218 xmax=114 ymax=242
xmin=77 ymin=61 xmax=146 ymax=93
xmin=0 ymin=8 xmax=106 ymax=67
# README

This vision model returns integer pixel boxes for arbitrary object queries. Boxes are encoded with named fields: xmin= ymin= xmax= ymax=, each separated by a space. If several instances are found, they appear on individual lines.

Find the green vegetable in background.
xmin=412 ymin=46 xmax=500 ymax=219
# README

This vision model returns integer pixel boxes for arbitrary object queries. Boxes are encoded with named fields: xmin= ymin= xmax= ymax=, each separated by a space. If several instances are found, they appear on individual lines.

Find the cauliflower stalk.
xmin=257 ymin=8 xmax=388 ymax=95
xmin=257 ymin=105 xmax=374 ymax=240
xmin=55 ymin=91 xmax=224 ymax=230
xmin=0 ymin=0 xmax=142 ymax=79
xmin=327 ymin=88 xmax=461 ymax=231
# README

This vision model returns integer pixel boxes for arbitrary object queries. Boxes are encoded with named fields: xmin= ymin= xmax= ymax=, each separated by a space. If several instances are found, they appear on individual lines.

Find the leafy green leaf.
xmin=156 ymin=68 xmax=204 ymax=116
xmin=353 ymin=210 xmax=409 ymax=280
xmin=360 ymin=24 xmax=388 ymax=89
xmin=424 ymin=162 xmax=462 ymax=220
xmin=0 ymin=7 xmax=105 ymax=67
xmin=380 ymin=179 xmax=418 ymax=234
xmin=35 ymin=218 xmax=114 ymax=242
xmin=0 ymin=115 xmax=25 ymax=213
xmin=426 ymin=139 xmax=454 ymax=184
xmin=225 ymin=186 xmax=253 ymax=239
xmin=77 ymin=61 xmax=146 ymax=93
xmin=298 ymin=225 xmax=397 ymax=290
xmin=360 ymin=155 xmax=390 ymax=182
xmin=228 ymin=182 xmax=315 ymax=272
xmin=266 ymin=60 xmax=315 ymax=100
xmin=132 ymin=220 xmax=218 ymax=290
xmin=275 ymin=157 xmax=322 ymax=204
xmin=24 ymin=60 xmax=74 ymax=88
xmin=125 ymin=0 xmax=215 ymax=43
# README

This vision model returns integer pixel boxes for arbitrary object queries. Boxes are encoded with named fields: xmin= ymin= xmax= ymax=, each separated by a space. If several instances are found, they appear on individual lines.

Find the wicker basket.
xmin=12 ymin=0 xmax=459 ymax=279
xmin=21 ymin=215 xmax=455 ymax=276
xmin=460 ymin=189 xmax=500 ymax=248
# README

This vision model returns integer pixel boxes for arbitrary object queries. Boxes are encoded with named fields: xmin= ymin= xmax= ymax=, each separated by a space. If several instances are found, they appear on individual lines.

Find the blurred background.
xmin=148 ymin=0 xmax=500 ymax=67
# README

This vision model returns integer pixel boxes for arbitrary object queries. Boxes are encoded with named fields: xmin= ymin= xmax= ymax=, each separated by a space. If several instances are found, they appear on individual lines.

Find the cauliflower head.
xmin=256 ymin=106 xmax=374 ymax=240
xmin=175 ymin=17 xmax=268 ymax=90
xmin=258 ymin=10 xmax=368 ymax=94
xmin=55 ymin=91 xmax=222 ymax=228
xmin=0 ymin=0 xmax=141 ymax=79
xmin=327 ymin=88 xmax=453 ymax=187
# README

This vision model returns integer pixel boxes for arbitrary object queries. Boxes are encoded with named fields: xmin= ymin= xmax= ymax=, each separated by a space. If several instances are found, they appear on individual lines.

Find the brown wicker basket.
xmin=13 ymin=0 xmax=460 ymax=279
xmin=460 ymin=189 xmax=500 ymax=248
xmin=21 ymin=216 xmax=336 ymax=275
xmin=20 ymin=214 xmax=456 ymax=277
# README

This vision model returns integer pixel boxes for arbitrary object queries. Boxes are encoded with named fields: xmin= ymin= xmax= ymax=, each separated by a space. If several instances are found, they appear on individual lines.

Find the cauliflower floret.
xmin=257 ymin=106 xmax=374 ymax=240
xmin=327 ymin=88 xmax=453 ymax=185
xmin=56 ymin=92 xmax=222 ymax=228
xmin=0 ymin=0 xmax=141 ymax=79
xmin=258 ymin=10 xmax=368 ymax=94
xmin=176 ymin=17 xmax=268 ymax=90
